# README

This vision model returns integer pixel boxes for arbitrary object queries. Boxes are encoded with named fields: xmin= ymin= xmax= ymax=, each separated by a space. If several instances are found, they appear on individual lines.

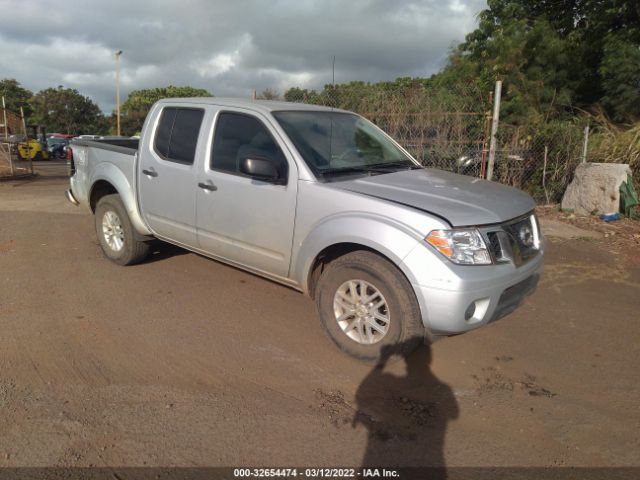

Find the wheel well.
xmin=307 ymin=243 xmax=397 ymax=299
xmin=89 ymin=180 xmax=117 ymax=212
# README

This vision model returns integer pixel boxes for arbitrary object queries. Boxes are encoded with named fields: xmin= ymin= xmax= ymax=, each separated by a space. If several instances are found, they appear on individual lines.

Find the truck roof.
xmin=154 ymin=97 xmax=350 ymax=115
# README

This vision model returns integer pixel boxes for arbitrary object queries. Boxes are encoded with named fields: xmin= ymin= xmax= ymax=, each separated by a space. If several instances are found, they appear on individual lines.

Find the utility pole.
xmin=115 ymin=50 xmax=123 ymax=136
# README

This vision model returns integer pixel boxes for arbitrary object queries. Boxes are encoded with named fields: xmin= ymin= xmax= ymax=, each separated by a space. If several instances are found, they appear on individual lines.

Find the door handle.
xmin=142 ymin=168 xmax=158 ymax=177
xmin=198 ymin=181 xmax=217 ymax=192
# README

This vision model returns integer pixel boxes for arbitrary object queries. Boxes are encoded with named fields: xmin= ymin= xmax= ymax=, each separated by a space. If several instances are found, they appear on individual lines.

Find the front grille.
xmin=482 ymin=214 xmax=540 ymax=266
xmin=486 ymin=231 xmax=504 ymax=261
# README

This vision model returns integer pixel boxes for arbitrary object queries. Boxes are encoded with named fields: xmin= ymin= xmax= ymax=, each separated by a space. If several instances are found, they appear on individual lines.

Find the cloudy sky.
xmin=0 ymin=0 xmax=486 ymax=113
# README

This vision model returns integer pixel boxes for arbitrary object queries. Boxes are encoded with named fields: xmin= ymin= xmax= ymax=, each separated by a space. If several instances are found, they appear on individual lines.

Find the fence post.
xmin=486 ymin=80 xmax=502 ymax=181
xmin=2 ymin=96 xmax=14 ymax=176
xmin=1 ymin=96 xmax=7 ymax=140
xmin=581 ymin=125 xmax=590 ymax=163
xmin=542 ymin=145 xmax=549 ymax=205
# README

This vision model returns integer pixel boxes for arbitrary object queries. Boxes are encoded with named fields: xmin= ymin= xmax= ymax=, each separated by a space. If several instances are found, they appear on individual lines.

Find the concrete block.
xmin=561 ymin=162 xmax=632 ymax=215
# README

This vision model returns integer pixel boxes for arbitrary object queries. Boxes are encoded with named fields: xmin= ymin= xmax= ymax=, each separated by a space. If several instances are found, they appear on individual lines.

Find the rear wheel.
xmin=315 ymin=251 xmax=424 ymax=363
xmin=95 ymin=194 xmax=150 ymax=266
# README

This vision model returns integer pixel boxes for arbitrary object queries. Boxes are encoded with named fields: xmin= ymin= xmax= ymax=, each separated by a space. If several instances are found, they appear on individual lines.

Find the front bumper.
xmin=403 ymin=241 xmax=544 ymax=335
xmin=65 ymin=188 xmax=80 ymax=206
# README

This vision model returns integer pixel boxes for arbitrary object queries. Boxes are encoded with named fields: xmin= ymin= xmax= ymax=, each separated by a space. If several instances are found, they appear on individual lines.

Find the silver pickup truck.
xmin=66 ymin=98 xmax=543 ymax=361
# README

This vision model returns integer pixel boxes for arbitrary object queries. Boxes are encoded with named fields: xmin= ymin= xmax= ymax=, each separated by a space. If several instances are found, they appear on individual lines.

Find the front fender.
xmin=291 ymin=212 xmax=423 ymax=295
xmin=90 ymin=162 xmax=151 ymax=236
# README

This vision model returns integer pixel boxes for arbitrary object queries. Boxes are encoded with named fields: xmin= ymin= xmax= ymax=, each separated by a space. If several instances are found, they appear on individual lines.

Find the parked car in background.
xmin=456 ymin=152 xmax=524 ymax=177
xmin=66 ymin=98 xmax=544 ymax=362
xmin=49 ymin=133 xmax=75 ymax=140
xmin=47 ymin=137 xmax=69 ymax=159
xmin=76 ymin=135 xmax=104 ymax=140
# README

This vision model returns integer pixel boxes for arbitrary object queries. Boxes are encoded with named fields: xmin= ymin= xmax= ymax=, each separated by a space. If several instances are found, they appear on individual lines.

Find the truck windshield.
xmin=272 ymin=111 xmax=418 ymax=180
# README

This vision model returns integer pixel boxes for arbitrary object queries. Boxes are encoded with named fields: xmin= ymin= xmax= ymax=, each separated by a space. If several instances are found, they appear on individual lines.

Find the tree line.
xmin=284 ymin=0 xmax=639 ymax=127
xmin=0 ymin=80 xmax=109 ymax=135
xmin=2 ymin=0 xmax=637 ymax=137
xmin=0 ymin=80 xmax=211 ymax=136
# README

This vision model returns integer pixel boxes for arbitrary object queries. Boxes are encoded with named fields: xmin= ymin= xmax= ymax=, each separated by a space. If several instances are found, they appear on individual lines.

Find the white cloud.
xmin=0 ymin=0 xmax=487 ymax=112
xmin=193 ymin=53 xmax=237 ymax=77
xmin=449 ymin=0 xmax=467 ymax=13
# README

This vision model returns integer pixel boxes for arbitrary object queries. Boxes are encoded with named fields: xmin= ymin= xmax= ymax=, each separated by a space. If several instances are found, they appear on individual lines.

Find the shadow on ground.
xmin=354 ymin=340 xmax=458 ymax=477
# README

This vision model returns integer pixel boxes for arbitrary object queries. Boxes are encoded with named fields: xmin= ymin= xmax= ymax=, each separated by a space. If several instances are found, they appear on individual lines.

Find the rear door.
xmin=195 ymin=109 xmax=297 ymax=278
xmin=138 ymin=106 xmax=205 ymax=247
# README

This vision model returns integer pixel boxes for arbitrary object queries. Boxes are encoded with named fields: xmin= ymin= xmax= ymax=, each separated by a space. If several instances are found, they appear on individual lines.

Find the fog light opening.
xmin=465 ymin=298 xmax=491 ymax=323
xmin=464 ymin=302 xmax=476 ymax=321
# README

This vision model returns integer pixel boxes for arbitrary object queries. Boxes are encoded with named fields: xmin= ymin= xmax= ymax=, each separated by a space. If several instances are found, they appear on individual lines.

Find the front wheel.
xmin=95 ymin=194 xmax=150 ymax=266
xmin=315 ymin=251 xmax=424 ymax=363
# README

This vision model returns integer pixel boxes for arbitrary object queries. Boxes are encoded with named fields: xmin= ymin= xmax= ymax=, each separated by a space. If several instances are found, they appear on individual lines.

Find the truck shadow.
xmin=353 ymin=339 xmax=458 ymax=478
xmin=144 ymin=240 xmax=190 ymax=264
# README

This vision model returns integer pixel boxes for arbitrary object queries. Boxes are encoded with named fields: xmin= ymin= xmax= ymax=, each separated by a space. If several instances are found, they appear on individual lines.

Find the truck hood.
xmin=328 ymin=168 xmax=535 ymax=227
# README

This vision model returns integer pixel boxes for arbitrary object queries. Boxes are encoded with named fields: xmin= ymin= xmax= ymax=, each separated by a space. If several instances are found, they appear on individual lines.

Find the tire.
xmin=95 ymin=194 xmax=150 ymax=266
xmin=315 ymin=251 xmax=424 ymax=363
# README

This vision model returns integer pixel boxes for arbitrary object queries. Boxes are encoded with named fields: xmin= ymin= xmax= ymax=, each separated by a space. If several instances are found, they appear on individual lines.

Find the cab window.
xmin=211 ymin=112 xmax=288 ymax=180
xmin=154 ymin=107 xmax=204 ymax=164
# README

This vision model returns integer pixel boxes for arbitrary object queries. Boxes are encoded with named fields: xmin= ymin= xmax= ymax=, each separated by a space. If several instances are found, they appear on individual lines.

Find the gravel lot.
xmin=0 ymin=161 xmax=639 ymax=472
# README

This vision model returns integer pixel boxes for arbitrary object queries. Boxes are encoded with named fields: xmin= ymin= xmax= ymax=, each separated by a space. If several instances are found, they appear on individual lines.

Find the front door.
xmin=196 ymin=110 xmax=297 ymax=278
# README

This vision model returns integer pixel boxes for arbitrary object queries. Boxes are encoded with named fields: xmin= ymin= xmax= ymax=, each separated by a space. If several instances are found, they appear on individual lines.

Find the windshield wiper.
xmin=318 ymin=160 xmax=423 ymax=177
xmin=365 ymin=160 xmax=422 ymax=172
xmin=319 ymin=160 xmax=421 ymax=178
xmin=318 ymin=166 xmax=382 ymax=178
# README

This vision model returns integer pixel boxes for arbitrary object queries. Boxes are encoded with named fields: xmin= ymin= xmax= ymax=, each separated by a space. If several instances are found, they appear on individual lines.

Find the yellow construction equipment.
xmin=17 ymin=125 xmax=49 ymax=161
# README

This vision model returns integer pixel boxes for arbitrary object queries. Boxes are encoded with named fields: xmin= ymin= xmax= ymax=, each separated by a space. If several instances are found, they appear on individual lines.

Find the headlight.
xmin=426 ymin=228 xmax=492 ymax=265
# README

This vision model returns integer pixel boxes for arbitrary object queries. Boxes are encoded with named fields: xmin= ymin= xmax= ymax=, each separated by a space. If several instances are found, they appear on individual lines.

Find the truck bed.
xmin=68 ymin=138 xmax=141 ymax=218
xmin=71 ymin=137 xmax=139 ymax=155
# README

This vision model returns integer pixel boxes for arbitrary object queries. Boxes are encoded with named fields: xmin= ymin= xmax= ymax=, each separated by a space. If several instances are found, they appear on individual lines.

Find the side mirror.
xmin=240 ymin=156 xmax=282 ymax=183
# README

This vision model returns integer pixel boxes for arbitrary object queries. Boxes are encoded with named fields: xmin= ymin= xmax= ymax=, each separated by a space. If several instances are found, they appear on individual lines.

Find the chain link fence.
xmin=281 ymin=81 xmax=593 ymax=205
xmin=0 ymin=103 xmax=34 ymax=179
xmin=492 ymin=123 xmax=588 ymax=204
xmin=284 ymin=82 xmax=492 ymax=172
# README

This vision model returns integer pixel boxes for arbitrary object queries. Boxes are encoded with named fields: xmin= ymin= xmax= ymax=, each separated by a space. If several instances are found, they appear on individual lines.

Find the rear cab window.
xmin=154 ymin=107 xmax=205 ymax=164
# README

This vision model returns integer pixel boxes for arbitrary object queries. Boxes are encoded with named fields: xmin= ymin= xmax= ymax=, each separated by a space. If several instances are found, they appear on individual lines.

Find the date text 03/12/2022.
xmin=233 ymin=467 xmax=400 ymax=478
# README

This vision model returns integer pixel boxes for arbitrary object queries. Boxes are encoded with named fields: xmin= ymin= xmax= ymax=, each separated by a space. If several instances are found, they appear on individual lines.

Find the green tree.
xmin=30 ymin=86 xmax=108 ymax=134
xmin=256 ymin=88 xmax=280 ymax=100
xmin=283 ymin=87 xmax=326 ymax=105
xmin=0 ymin=78 xmax=33 ymax=117
xmin=119 ymin=85 xmax=211 ymax=135
xmin=444 ymin=0 xmax=640 ymax=124
xmin=599 ymin=33 xmax=640 ymax=122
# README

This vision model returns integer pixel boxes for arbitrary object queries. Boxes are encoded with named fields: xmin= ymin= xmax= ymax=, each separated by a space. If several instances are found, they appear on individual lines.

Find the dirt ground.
xmin=537 ymin=205 xmax=640 ymax=265
xmin=0 ymin=162 xmax=32 ymax=179
xmin=0 ymin=162 xmax=639 ymax=472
